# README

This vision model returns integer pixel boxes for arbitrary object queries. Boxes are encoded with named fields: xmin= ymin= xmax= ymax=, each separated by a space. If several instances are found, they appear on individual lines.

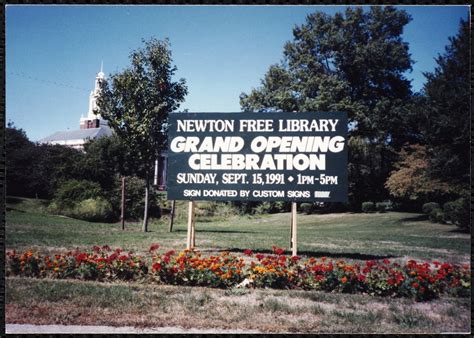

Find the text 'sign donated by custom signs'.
xmin=167 ymin=112 xmax=347 ymax=202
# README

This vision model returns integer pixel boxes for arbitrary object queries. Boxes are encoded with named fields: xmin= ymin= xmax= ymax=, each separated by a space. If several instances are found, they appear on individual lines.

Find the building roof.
xmin=39 ymin=126 xmax=113 ymax=143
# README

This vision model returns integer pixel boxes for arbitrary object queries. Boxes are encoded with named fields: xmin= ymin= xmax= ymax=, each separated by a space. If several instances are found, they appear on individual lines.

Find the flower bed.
xmin=6 ymin=245 xmax=470 ymax=301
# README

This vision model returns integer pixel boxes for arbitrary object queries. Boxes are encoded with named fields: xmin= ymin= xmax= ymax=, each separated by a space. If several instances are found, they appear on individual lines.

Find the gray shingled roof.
xmin=39 ymin=126 xmax=113 ymax=143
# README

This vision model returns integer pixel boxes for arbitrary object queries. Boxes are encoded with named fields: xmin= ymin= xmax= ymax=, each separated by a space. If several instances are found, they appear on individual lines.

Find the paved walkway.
xmin=6 ymin=324 xmax=261 ymax=334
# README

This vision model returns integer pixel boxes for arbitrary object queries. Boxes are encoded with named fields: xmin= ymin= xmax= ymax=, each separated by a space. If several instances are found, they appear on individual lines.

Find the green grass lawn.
xmin=5 ymin=197 xmax=471 ymax=333
xmin=6 ymin=200 xmax=469 ymax=263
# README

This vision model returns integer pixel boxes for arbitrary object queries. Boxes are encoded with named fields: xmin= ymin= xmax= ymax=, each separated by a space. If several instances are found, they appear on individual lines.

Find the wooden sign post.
xmin=186 ymin=201 xmax=196 ymax=250
xmin=120 ymin=176 xmax=125 ymax=230
xmin=291 ymin=202 xmax=297 ymax=256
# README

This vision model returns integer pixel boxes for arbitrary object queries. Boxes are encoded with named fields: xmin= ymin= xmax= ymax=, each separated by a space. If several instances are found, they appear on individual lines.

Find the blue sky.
xmin=6 ymin=5 xmax=469 ymax=141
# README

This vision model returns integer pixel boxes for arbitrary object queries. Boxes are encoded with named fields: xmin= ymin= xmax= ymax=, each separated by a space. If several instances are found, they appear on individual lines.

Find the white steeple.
xmin=80 ymin=64 xmax=108 ymax=129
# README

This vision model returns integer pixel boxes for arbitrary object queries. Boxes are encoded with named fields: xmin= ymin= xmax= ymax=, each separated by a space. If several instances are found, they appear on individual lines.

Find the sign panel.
xmin=167 ymin=112 xmax=347 ymax=202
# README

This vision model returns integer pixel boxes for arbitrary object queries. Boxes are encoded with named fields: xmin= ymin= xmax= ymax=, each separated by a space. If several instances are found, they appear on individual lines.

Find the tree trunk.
xmin=142 ymin=177 xmax=150 ymax=232
xmin=168 ymin=200 xmax=176 ymax=232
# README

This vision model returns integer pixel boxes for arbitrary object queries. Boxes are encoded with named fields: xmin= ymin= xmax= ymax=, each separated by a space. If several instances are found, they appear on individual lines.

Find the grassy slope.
xmin=6 ymin=208 xmax=469 ymax=263
xmin=5 ymin=198 xmax=471 ymax=333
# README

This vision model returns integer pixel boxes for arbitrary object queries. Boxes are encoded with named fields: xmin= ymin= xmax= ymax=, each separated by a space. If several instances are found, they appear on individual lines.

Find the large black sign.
xmin=167 ymin=112 xmax=347 ymax=202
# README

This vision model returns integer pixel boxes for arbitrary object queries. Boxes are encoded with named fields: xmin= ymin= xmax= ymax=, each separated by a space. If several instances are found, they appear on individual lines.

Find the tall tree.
xmin=387 ymin=19 xmax=470 ymax=204
xmin=97 ymin=38 xmax=188 ymax=231
xmin=420 ymin=19 xmax=469 ymax=189
xmin=240 ymin=6 xmax=413 ymax=206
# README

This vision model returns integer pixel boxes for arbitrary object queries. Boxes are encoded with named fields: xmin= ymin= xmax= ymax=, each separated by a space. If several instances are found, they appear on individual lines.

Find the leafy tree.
xmin=35 ymin=143 xmax=86 ymax=198
xmin=385 ymin=144 xmax=454 ymax=203
xmin=97 ymin=38 xmax=188 ymax=231
xmin=6 ymin=124 xmax=38 ymax=197
xmin=419 ymin=19 xmax=469 ymax=188
xmin=82 ymin=134 xmax=136 ymax=193
xmin=387 ymin=20 xmax=469 ymax=213
xmin=240 ymin=7 xmax=414 ymax=205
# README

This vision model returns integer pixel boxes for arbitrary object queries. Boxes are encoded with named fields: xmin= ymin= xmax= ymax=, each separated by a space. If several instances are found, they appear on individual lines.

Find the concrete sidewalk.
xmin=6 ymin=324 xmax=261 ymax=334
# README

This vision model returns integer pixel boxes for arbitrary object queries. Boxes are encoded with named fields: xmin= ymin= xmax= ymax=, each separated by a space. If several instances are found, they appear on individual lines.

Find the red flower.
xmin=243 ymin=249 xmax=253 ymax=256
xmin=365 ymin=260 xmax=376 ymax=269
xmin=163 ymin=255 xmax=170 ymax=264
xmin=315 ymin=275 xmax=324 ymax=281
xmin=149 ymin=243 xmax=160 ymax=252
xmin=92 ymin=246 xmax=101 ymax=253
xmin=383 ymin=259 xmax=390 ymax=265
xmin=165 ymin=250 xmax=176 ymax=256
xmin=102 ymin=245 xmax=111 ymax=251
xmin=291 ymin=256 xmax=301 ymax=263
xmin=75 ymin=253 xmax=87 ymax=263
xmin=357 ymin=274 xmax=366 ymax=281
xmin=119 ymin=255 xmax=128 ymax=262
xmin=152 ymin=262 xmax=162 ymax=271
xmin=107 ymin=252 xmax=118 ymax=263
xmin=272 ymin=246 xmax=285 ymax=255
xmin=412 ymin=282 xmax=419 ymax=288
xmin=255 ymin=254 xmax=265 ymax=260
xmin=341 ymin=276 xmax=348 ymax=283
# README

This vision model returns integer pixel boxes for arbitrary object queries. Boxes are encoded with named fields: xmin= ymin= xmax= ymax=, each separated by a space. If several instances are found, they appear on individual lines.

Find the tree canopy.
xmin=97 ymin=38 xmax=188 ymax=230
xmin=241 ymin=6 xmax=413 ymax=146
xmin=240 ymin=6 xmax=415 ymax=207
xmin=386 ymin=19 xmax=470 ymax=205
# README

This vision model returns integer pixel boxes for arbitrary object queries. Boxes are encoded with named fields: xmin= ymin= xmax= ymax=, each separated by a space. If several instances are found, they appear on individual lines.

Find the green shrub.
xmin=361 ymin=202 xmax=375 ymax=213
xmin=300 ymin=203 xmax=313 ymax=215
xmin=422 ymin=202 xmax=440 ymax=214
xmin=53 ymin=179 xmax=103 ymax=208
xmin=429 ymin=208 xmax=445 ymax=223
xmin=273 ymin=201 xmax=289 ymax=213
xmin=253 ymin=202 xmax=272 ymax=215
xmin=48 ymin=198 xmax=113 ymax=222
xmin=443 ymin=198 xmax=470 ymax=230
xmin=72 ymin=198 xmax=113 ymax=222
xmin=195 ymin=201 xmax=237 ymax=218
xmin=375 ymin=202 xmax=387 ymax=213
xmin=214 ymin=203 xmax=238 ymax=218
